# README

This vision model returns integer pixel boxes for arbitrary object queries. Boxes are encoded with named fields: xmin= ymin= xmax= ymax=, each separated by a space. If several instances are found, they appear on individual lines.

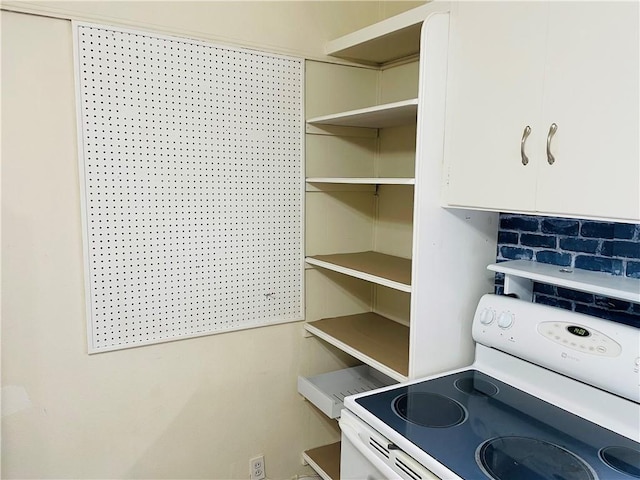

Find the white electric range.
xmin=340 ymin=294 xmax=640 ymax=480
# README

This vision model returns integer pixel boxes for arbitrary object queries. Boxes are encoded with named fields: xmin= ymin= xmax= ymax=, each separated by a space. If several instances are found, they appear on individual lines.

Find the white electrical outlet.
xmin=250 ymin=455 xmax=266 ymax=480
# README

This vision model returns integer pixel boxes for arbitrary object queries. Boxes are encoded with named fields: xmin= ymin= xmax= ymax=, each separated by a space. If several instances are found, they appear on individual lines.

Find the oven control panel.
xmin=472 ymin=294 xmax=640 ymax=403
xmin=537 ymin=321 xmax=622 ymax=357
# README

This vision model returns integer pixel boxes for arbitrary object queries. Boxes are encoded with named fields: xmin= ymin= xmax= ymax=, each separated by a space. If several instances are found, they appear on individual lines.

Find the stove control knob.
xmin=479 ymin=308 xmax=495 ymax=325
xmin=497 ymin=311 xmax=514 ymax=329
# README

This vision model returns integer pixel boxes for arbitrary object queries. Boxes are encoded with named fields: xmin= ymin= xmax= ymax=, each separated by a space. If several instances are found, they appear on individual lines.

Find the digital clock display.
xmin=567 ymin=325 xmax=590 ymax=337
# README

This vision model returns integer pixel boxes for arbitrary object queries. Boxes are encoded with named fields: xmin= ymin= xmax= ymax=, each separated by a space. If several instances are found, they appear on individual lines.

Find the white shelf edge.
xmin=305 ymin=323 xmax=408 ymax=383
xmin=305 ymin=256 xmax=412 ymax=293
xmin=306 ymin=183 xmax=376 ymax=193
xmin=306 ymin=98 xmax=418 ymax=128
xmin=306 ymin=177 xmax=415 ymax=185
xmin=305 ymin=123 xmax=378 ymax=138
xmin=325 ymin=4 xmax=432 ymax=57
xmin=488 ymin=260 xmax=640 ymax=303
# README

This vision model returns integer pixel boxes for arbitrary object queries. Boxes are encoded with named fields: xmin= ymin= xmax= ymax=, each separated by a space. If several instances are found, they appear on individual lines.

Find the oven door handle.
xmin=339 ymin=418 xmax=400 ymax=479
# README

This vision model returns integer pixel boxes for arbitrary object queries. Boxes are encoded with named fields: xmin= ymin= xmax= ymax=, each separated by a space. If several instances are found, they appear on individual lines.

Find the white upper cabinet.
xmin=443 ymin=1 xmax=639 ymax=223
xmin=443 ymin=2 xmax=548 ymax=213
xmin=536 ymin=2 xmax=639 ymax=221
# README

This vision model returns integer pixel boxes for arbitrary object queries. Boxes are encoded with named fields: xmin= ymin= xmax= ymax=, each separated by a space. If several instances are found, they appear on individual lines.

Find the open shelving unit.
xmin=300 ymin=12 xmax=430 ymax=475
xmin=299 ymin=4 xmax=498 ymax=479
xmin=300 ymin=9 xmax=432 ymax=479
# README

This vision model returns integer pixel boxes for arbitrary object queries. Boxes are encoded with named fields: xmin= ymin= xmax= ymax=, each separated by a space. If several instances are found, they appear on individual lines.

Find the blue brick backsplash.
xmin=495 ymin=214 xmax=640 ymax=328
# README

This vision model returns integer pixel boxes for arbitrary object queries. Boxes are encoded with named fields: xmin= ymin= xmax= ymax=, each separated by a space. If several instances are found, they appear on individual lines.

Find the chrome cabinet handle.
xmin=520 ymin=125 xmax=531 ymax=165
xmin=546 ymin=123 xmax=558 ymax=165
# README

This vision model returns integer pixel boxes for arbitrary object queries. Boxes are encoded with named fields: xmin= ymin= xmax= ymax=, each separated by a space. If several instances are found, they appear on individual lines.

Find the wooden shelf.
xmin=306 ymin=251 xmax=412 ymax=293
xmin=325 ymin=4 xmax=435 ymax=65
xmin=306 ymin=312 xmax=410 ymax=381
xmin=307 ymin=177 xmax=415 ymax=185
xmin=489 ymin=260 xmax=640 ymax=303
xmin=303 ymin=442 xmax=341 ymax=480
xmin=306 ymin=99 xmax=418 ymax=129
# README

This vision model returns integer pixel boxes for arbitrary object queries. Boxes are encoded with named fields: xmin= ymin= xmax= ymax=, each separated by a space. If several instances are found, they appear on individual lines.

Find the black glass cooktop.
xmin=355 ymin=370 xmax=640 ymax=480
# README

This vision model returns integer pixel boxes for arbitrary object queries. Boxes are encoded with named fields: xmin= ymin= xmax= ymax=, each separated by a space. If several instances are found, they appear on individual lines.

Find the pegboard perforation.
xmin=75 ymin=22 xmax=303 ymax=352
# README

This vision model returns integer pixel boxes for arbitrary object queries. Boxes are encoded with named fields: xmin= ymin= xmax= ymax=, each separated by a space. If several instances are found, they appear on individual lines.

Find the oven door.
xmin=341 ymin=429 xmax=391 ymax=480
xmin=339 ymin=409 xmax=440 ymax=480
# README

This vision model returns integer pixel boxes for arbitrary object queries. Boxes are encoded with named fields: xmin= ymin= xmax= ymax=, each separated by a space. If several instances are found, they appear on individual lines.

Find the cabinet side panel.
xmin=411 ymin=12 xmax=499 ymax=377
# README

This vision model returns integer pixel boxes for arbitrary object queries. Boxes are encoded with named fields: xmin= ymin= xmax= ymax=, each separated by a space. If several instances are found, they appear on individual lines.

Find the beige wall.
xmin=0 ymin=2 xmax=425 ymax=479
xmin=1 ymin=1 xmax=423 ymax=62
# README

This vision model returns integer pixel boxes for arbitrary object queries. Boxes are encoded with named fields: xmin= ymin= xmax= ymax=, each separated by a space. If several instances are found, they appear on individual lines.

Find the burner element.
xmin=454 ymin=376 xmax=499 ymax=397
xmin=600 ymin=446 xmax=640 ymax=478
xmin=476 ymin=436 xmax=597 ymax=480
xmin=393 ymin=392 xmax=466 ymax=428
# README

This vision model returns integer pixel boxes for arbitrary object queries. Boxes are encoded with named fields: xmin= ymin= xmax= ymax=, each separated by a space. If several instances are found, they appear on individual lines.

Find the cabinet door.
xmin=536 ymin=2 xmax=640 ymax=221
xmin=443 ymin=2 xmax=548 ymax=211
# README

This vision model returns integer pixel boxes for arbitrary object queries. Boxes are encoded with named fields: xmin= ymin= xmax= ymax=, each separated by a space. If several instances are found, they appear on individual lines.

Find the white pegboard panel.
xmin=73 ymin=22 xmax=304 ymax=353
